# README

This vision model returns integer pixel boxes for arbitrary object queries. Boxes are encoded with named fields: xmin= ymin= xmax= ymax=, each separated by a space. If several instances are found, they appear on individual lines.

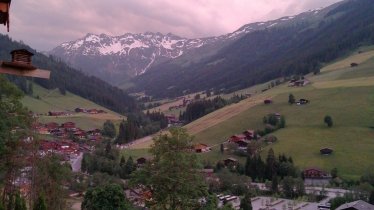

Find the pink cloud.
xmin=0 ymin=0 xmax=342 ymax=50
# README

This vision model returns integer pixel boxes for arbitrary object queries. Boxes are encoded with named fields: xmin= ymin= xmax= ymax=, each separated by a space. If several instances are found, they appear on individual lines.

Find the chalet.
xmin=61 ymin=122 xmax=76 ymax=129
xmin=165 ymin=115 xmax=179 ymax=124
xmin=264 ymin=99 xmax=273 ymax=104
xmin=88 ymin=135 xmax=102 ymax=141
xmin=183 ymin=98 xmax=192 ymax=106
xmin=320 ymin=148 xmax=333 ymax=155
xmin=48 ymin=111 xmax=66 ymax=116
xmin=236 ymin=139 xmax=250 ymax=148
xmin=243 ymin=130 xmax=255 ymax=140
xmin=350 ymin=63 xmax=359 ymax=68
xmin=223 ymin=157 xmax=238 ymax=166
xmin=74 ymin=130 xmax=86 ymax=139
xmin=40 ymin=140 xmax=57 ymax=153
xmin=193 ymin=143 xmax=210 ymax=153
xmin=87 ymin=109 xmax=99 ymax=114
xmin=45 ymin=122 xmax=59 ymax=130
xmin=55 ymin=131 xmax=68 ymax=138
xmin=229 ymin=134 xmax=247 ymax=143
xmin=125 ymin=188 xmax=152 ymax=207
xmin=87 ymin=129 xmax=101 ymax=136
xmin=303 ymin=168 xmax=331 ymax=179
xmin=296 ymin=98 xmax=309 ymax=105
xmin=136 ymin=157 xmax=148 ymax=165
xmin=289 ymin=79 xmax=310 ymax=87
xmin=75 ymin=108 xmax=85 ymax=113
xmin=37 ymin=127 xmax=50 ymax=135
xmin=336 ymin=200 xmax=374 ymax=210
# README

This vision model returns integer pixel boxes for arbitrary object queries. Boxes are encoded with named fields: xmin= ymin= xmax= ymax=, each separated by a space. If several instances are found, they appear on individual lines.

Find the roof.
xmin=10 ymin=49 xmax=34 ymax=56
xmin=225 ymin=157 xmax=238 ymax=162
xmin=194 ymin=143 xmax=208 ymax=150
xmin=336 ymin=200 xmax=374 ymax=210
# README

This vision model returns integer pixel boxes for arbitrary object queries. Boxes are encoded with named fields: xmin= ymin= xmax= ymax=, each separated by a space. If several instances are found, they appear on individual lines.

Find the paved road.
xmin=70 ymin=152 xmax=83 ymax=172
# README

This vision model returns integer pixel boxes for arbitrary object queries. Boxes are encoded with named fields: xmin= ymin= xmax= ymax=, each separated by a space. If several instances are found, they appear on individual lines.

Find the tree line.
xmin=180 ymin=95 xmax=247 ymax=123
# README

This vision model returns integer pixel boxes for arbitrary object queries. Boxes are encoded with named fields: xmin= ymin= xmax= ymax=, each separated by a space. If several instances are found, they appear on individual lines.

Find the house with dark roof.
xmin=336 ymin=200 xmax=374 ymax=210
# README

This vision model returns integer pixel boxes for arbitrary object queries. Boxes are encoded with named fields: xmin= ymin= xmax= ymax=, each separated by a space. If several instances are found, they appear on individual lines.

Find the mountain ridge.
xmin=49 ymin=6 xmax=329 ymax=85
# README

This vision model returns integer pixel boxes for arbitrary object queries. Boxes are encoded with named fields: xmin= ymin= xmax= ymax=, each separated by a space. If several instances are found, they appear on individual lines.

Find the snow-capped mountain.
xmin=49 ymin=6 xmax=326 ymax=85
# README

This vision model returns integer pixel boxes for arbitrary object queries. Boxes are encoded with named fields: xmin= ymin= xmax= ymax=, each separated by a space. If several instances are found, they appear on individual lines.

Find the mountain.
xmin=48 ymin=12 xmax=315 ymax=85
xmin=0 ymin=34 xmax=138 ymax=114
xmin=133 ymin=0 xmax=374 ymax=98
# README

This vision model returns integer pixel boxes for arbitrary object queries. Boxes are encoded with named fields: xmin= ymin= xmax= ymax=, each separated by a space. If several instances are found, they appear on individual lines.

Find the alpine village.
xmin=1 ymin=0 xmax=374 ymax=210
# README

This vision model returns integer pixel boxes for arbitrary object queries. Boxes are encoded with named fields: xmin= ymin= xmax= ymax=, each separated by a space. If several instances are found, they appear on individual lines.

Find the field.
xmin=22 ymin=84 xmax=124 ymax=130
xmin=123 ymin=47 xmax=374 ymax=179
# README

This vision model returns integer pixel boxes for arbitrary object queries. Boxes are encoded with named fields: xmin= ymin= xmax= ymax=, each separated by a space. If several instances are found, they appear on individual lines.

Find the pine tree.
xmin=125 ymin=156 xmax=136 ymax=175
xmin=369 ymin=190 xmax=374 ymax=205
xmin=266 ymin=148 xmax=277 ymax=180
xmin=115 ymin=120 xmax=127 ymax=144
xmin=288 ymin=94 xmax=295 ymax=104
xmin=14 ymin=193 xmax=27 ymax=210
xmin=324 ymin=115 xmax=333 ymax=127
xmin=33 ymin=195 xmax=47 ymax=210
xmin=271 ymin=175 xmax=279 ymax=193
xmin=240 ymin=193 xmax=253 ymax=210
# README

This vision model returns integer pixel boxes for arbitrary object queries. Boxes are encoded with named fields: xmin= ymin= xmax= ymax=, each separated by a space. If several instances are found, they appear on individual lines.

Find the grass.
xmin=321 ymin=46 xmax=374 ymax=72
xmin=124 ymin=47 xmax=374 ymax=179
xmin=22 ymin=83 xmax=124 ymax=129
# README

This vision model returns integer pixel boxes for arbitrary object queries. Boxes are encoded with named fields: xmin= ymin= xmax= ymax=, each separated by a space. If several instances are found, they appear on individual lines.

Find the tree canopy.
xmin=131 ymin=128 xmax=207 ymax=209
xmin=81 ymin=184 xmax=132 ymax=210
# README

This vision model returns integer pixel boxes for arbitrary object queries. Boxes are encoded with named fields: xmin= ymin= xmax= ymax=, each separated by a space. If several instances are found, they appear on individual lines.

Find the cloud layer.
xmin=0 ymin=0 xmax=342 ymax=51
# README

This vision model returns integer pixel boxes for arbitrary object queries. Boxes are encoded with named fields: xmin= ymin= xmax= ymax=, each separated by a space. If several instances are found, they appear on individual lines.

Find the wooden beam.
xmin=0 ymin=66 xmax=50 ymax=79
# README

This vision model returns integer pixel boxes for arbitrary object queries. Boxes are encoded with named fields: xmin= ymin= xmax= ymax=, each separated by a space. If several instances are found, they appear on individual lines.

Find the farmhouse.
xmin=243 ymin=130 xmax=255 ymax=140
xmin=303 ymin=167 xmax=332 ymax=186
xmin=264 ymin=99 xmax=273 ymax=104
xmin=288 ymin=79 xmax=310 ymax=87
xmin=87 ymin=129 xmax=101 ymax=136
xmin=75 ymin=108 xmax=85 ymax=113
xmin=136 ymin=157 xmax=148 ymax=166
xmin=296 ymin=98 xmax=309 ymax=105
xmin=223 ymin=157 xmax=238 ymax=166
xmin=45 ymin=122 xmax=59 ymax=130
xmin=87 ymin=109 xmax=99 ymax=114
xmin=336 ymin=200 xmax=374 ymax=210
xmin=350 ymin=63 xmax=359 ymax=67
xmin=229 ymin=134 xmax=247 ymax=143
xmin=73 ymin=130 xmax=86 ymax=139
xmin=48 ymin=111 xmax=68 ymax=116
xmin=61 ymin=122 xmax=76 ymax=129
xmin=320 ymin=148 xmax=333 ymax=155
xmin=303 ymin=168 xmax=331 ymax=179
xmin=193 ymin=143 xmax=210 ymax=153
xmin=37 ymin=127 xmax=50 ymax=135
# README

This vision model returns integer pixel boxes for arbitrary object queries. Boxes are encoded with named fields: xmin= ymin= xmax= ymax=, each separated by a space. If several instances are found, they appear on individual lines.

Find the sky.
xmin=0 ymin=0 xmax=342 ymax=51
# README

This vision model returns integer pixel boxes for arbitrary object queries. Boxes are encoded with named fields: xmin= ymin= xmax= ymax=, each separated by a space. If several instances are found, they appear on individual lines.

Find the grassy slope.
xmin=125 ymin=47 xmax=374 ymax=179
xmin=22 ymin=84 xmax=124 ymax=130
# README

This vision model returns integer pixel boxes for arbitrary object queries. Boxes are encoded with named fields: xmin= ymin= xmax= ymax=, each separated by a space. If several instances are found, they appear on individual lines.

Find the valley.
xmin=124 ymin=46 xmax=374 ymax=179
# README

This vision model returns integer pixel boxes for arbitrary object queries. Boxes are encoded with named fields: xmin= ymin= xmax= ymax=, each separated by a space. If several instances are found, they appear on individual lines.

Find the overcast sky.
xmin=0 ymin=0 xmax=342 ymax=51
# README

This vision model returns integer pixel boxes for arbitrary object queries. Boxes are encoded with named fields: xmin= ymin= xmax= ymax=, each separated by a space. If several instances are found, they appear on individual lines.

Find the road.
xmin=70 ymin=152 xmax=83 ymax=172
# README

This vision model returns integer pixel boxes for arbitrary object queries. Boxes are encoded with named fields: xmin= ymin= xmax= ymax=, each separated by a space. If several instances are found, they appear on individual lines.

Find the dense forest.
xmin=180 ymin=95 xmax=246 ymax=123
xmin=0 ymin=34 xmax=138 ymax=114
xmin=133 ymin=0 xmax=374 ymax=98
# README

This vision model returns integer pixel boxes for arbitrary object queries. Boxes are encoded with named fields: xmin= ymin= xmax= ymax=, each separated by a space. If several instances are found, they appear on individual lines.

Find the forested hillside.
xmin=133 ymin=0 xmax=374 ymax=98
xmin=0 ymin=34 xmax=138 ymax=114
